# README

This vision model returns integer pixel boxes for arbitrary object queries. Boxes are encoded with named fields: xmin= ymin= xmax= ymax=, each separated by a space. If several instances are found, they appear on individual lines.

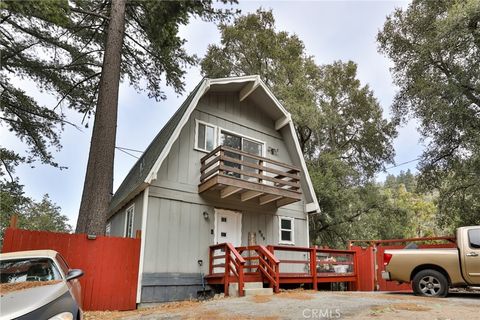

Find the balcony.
xmin=198 ymin=146 xmax=302 ymax=207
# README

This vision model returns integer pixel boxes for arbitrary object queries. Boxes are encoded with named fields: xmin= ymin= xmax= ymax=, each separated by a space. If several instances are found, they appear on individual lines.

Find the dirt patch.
xmin=371 ymin=303 xmax=431 ymax=312
xmin=331 ymin=291 xmax=444 ymax=303
xmin=251 ymin=295 xmax=272 ymax=303
xmin=277 ymin=288 xmax=315 ymax=300
xmin=84 ymin=300 xmax=204 ymax=320
xmin=0 ymin=280 xmax=61 ymax=295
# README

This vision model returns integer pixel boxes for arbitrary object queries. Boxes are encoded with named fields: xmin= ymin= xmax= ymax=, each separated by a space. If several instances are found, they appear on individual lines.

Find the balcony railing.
xmin=198 ymin=146 xmax=302 ymax=207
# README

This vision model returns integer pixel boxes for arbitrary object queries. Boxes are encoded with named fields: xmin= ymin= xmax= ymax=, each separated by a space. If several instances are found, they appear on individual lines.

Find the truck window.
xmin=468 ymin=229 xmax=480 ymax=249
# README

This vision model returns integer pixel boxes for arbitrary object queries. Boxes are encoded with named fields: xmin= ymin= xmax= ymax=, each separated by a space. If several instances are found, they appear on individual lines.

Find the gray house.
xmin=107 ymin=75 xmax=320 ymax=303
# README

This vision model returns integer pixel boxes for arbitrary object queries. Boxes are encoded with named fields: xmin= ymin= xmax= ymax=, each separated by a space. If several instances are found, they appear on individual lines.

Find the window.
xmin=279 ymin=216 xmax=294 ymax=244
xmin=220 ymin=129 xmax=265 ymax=181
xmin=0 ymin=258 xmax=62 ymax=284
xmin=105 ymin=222 xmax=111 ymax=236
xmin=195 ymin=120 xmax=216 ymax=152
xmin=468 ymin=229 xmax=480 ymax=249
xmin=124 ymin=205 xmax=134 ymax=238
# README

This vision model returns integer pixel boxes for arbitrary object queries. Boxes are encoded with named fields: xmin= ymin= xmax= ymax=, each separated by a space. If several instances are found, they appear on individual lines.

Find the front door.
xmin=214 ymin=209 xmax=242 ymax=247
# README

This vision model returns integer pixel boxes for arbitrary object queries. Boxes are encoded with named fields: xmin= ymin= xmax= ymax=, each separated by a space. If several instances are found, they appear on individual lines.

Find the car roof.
xmin=0 ymin=250 xmax=59 ymax=260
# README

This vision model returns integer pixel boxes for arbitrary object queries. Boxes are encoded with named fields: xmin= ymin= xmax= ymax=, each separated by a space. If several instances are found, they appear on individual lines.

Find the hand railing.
xmin=236 ymin=245 xmax=280 ymax=293
xmin=209 ymin=243 xmax=245 ymax=296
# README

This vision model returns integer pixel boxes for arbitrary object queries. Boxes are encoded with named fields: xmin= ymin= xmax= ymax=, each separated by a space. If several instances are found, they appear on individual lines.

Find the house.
xmin=107 ymin=75 xmax=320 ymax=304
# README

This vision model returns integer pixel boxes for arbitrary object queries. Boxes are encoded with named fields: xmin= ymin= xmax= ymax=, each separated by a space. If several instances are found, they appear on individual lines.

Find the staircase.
xmin=208 ymin=243 xmax=280 ymax=297
xmin=228 ymin=282 xmax=273 ymax=297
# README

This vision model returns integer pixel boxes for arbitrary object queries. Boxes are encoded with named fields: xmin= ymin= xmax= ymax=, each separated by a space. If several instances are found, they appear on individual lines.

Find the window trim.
xmin=278 ymin=216 xmax=295 ymax=245
xmin=124 ymin=204 xmax=135 ymax=238
xmin=105 ymin=222 xmax=112 ymax=236
xmin=218 ymin=127 xmax=266 ymax=157
xmin=194 ymin=119 xmax=218 ymax=153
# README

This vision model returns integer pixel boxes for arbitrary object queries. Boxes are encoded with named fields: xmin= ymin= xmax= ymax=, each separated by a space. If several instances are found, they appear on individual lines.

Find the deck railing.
xmin=267 ymin=245 xmax=358 ymax=290
xmin=200 ymin=146 xmax=301 ymax=192
xmin=236 ymin=245 xmax=280 ymax=293
xmin=209 ymin=243 xmax=246 ymax=296
xmin=208 ymin=243 xmax=357 ymax=295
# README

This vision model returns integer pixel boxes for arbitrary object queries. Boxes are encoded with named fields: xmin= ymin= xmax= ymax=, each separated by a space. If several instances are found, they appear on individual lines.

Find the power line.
xmin=116 ymin=146 xmax=143 ymax=153
xmin=385 ymin=158 xmax=421 ymax=170
xmin=115 ymin=147 xmax=139 ymax=159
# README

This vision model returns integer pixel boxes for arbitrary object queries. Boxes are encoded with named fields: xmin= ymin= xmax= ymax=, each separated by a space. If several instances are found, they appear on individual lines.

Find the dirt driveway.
xmin=85 ymin=290 xmax=480 ymax=320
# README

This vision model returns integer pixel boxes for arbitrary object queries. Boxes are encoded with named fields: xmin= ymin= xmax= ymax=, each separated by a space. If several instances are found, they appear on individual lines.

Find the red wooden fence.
xmin=2 ymin=228 xmax=141 ymax=311
xmin=351 ymin=237 xmax=456 ymax=292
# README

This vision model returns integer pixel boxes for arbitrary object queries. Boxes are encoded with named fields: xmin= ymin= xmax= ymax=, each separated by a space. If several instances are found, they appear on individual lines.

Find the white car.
xmin=0 ymin=250 xmax=83 ymax=320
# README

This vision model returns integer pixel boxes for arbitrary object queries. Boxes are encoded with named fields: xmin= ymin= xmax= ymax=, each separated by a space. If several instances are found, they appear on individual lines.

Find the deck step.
xmin=244 ymin=287 xmax=273 ymax=296
xmin=228 ymin=281 xmax=264 ymax=296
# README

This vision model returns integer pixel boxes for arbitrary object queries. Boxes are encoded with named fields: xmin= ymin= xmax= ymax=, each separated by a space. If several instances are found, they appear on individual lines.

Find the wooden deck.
xmin=206 ymin=244 xmax=358 ymax=296
xmin=198 ymin=146 xmax=302 ymax=208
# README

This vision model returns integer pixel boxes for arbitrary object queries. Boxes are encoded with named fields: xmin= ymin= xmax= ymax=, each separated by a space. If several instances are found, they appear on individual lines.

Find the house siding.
xmin=108 ymin=192 xmax=143 ymax=237
xmin=138 ymin=92 xmax=310 ymax=303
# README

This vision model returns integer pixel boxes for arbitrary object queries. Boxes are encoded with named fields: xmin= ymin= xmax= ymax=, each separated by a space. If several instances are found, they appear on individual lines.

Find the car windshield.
xmin=0 ymin=258 xmax=62 ymax=284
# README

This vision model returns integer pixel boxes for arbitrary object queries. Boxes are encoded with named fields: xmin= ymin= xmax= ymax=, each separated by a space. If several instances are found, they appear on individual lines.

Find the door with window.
xmin=214 ymin=209 xmax=242 ymax=246
xmin=220 ymin=130 xmax=263 ymax=182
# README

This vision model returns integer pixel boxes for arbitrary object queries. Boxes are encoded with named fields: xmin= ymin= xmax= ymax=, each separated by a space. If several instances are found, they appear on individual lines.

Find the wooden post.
xmin=9 ymin=214 xmax=18 ymax=229
xmin=209 ymin=247 xmax=213 ymax=275
xmin=224 ymin=245 xmax=230 ymax=296
xmin=311 ymin=246 xmax=318 ymax=290
xmin=238 ymin=261 xmax=244 ymax=296
xmin=258 ymin=160 xmax=263 ymax=184
xmin=219 ymin=149 xmax=225 ymax=177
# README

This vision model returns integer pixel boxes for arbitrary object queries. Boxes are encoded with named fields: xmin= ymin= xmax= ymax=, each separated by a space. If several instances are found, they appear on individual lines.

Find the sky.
xmin=2 ymin=0 xmax=424 ymax=228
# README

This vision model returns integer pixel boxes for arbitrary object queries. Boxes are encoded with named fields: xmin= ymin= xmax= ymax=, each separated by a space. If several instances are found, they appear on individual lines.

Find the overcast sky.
xmin=3 ymin=0 xmax=423 ymax=227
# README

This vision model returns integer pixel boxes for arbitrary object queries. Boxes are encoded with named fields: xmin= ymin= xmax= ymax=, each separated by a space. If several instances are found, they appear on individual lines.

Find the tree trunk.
xmin=76 ymin=0 xmax=126 ymax=234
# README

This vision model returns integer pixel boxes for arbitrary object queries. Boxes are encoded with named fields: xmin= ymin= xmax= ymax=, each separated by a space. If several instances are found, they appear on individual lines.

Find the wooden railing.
xmin=200 ymin=146 xmax=301 ymax=192
xmin=236 ymin=245 xmax=280 ymax=293
xmin=209 ymin=243 xmax=246 ymax=296
xmin=267 ymin=245 xmax=358 ymax=290
xmin=208 ymin=244 xmax=357 ymax=295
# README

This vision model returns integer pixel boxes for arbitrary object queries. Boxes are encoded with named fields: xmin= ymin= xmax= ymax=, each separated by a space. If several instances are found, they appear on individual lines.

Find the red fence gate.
xmin=349 ymin=236 xmax=456 ymax=292
xmin=2 ymin=228 xmax=141 ymax=311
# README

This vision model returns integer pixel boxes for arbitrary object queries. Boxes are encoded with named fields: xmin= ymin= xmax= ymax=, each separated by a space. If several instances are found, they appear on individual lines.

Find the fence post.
xmin=311 ymin=246 xmax=318 ymax=290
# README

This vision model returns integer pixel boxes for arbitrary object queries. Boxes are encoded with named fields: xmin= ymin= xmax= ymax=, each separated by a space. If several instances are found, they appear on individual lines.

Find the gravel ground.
xmin=85 ymin=290 xmax=480 ymax=320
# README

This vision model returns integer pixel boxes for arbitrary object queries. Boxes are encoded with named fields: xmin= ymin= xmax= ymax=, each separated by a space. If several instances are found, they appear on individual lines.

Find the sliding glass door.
xmin=220 ymin=130 xmax=263 ymax=182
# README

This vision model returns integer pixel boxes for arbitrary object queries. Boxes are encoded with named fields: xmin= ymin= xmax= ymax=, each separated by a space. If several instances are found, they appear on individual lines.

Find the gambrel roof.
xmin=109 ymin=76 xmax=320 ymax=216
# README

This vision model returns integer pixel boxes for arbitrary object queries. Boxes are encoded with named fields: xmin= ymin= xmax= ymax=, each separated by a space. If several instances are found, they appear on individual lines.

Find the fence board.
xmin=1 ymin=228 xmax=140 ymax=311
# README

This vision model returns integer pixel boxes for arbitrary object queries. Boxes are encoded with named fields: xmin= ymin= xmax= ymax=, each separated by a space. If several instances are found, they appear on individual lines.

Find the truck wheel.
xmin=412 ymin=269 xmax=449 ymax=297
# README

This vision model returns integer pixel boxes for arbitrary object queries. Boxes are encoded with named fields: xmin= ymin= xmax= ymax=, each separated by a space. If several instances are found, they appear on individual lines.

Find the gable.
xmin=109 ymin=76 xmax=319 ymax=216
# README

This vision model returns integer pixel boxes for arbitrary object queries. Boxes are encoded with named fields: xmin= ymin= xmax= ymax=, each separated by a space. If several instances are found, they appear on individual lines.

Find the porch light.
xmin=203 ymin=211 xmax=210 ymax=220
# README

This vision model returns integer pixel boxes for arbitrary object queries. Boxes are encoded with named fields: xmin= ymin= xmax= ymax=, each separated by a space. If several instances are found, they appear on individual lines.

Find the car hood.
xmin=0 ymin=282 xmax=68 ymax=320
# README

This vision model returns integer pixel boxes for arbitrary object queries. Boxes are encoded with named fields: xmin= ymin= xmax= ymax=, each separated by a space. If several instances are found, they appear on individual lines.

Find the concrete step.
xmin=228 ymin=282 xmax=264 ymax=296
xmin=244 ymin=287 xmax=273 ymax=296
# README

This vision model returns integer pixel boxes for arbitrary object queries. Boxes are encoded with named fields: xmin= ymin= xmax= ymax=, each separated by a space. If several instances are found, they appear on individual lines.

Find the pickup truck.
xmin=382 ymin=226 xmax=480 ymax=297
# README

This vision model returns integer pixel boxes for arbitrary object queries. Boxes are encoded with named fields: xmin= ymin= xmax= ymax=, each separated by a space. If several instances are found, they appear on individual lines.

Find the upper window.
xmin=196 ymin=120 xmax=216 ymax=152
xmin=279 ymin=216 xmax=294 ymax=245
xmin=468 ymin=229 xmax=480 ymax=249
xmin=124 ymin=205 xmax=134 ymax=238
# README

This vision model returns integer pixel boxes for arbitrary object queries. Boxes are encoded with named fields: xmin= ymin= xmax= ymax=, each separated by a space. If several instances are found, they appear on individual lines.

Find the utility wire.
xmin=385 ymin=158 xmax=421 ymax=170
xmin=115 ymin=147 xmax=140 ymax=159
xmin=116 ymin=146 xmax=144 ymax=153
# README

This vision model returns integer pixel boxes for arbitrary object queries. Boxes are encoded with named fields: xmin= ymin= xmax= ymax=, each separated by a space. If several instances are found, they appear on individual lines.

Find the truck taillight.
xmin=384 ymin=253 xmax=393 ymax=266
